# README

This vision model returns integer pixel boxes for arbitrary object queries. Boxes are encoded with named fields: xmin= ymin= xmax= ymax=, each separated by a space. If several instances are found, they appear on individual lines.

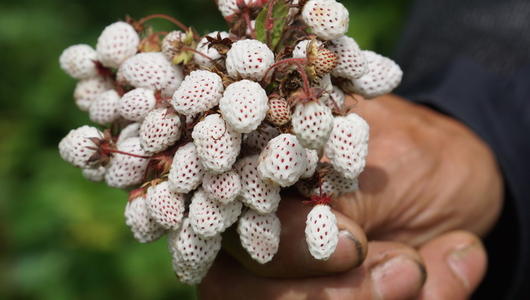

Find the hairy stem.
xmin=99 ymin=145 xmax=151 ymax=159
xmin=265 ymin=0 xmax=276 ymax=46
xmin=181 ymin=46 xmax=215 ymax=62
xmin=262 ymin=57 xmax=307 ymax=82
xmin=138 ymin=14 xmax=199 ymax=40
xmin=243 ymin=11 xmax=255 ymax=38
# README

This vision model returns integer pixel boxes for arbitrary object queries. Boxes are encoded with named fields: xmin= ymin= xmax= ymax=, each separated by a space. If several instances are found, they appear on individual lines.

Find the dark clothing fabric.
xmin=394 ymin=0 xmax=530 ymax=298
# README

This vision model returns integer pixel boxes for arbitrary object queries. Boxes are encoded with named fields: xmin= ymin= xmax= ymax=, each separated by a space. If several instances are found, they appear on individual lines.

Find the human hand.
xmin=199 ymin=94 xmax=503 ymax=299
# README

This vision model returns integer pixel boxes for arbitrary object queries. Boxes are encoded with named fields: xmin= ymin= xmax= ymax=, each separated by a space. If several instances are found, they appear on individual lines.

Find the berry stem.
xmin=262 ymin=57 xmax=307 ymax=82
xmin=180 ymin=46 xmax=215 ymax=62
xmin=98 ymin=144 xmax=151 ymax=159
xmin=152 ymin=31 xmax=169 ymax=36
xmin=242 ymin=11 xmax=255 ymax=38
xmin=128 ymin=187 xmax=147 ymax=202
xmin=265 ymin=0 xmax=276 ymax=46
xmin=138 ymin=14 xmax=199 ymax=40
xmin=108 ymin=149 xmax=151 ymax=159
xmin=294 ymin=63 xmax=312 ymax=99
xmin=262 ymin=57 xmax=312 ymax=97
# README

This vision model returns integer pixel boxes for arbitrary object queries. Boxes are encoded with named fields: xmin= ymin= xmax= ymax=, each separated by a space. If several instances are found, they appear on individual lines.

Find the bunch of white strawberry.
xmin=58 ymin=0 xmax=402 ymax=284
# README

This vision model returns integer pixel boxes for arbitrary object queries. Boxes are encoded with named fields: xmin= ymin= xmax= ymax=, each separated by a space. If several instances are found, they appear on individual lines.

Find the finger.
xmin=419 ymin=230 xmax=487 ymax=300
xmin=199 ymin=240 xmax=426 ymax=300
xmin=222 ymin=195 xmax=368 ymax=277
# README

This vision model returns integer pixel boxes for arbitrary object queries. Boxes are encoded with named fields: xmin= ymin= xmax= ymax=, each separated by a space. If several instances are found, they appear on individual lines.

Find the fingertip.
xmin=446 ymin=233 xmax=487 ymax=292
xmin=371 ymin=256 xmax=426 ymax=300
xmin=339 ymin=229 xmax=367 ymax=268
xmin=327 ymin=210 xmax=368 ymax=270
xmin=419 ymin=230 xmax=487 ymax=299
xmin=362 ymin=241 xmax=426 ymax=300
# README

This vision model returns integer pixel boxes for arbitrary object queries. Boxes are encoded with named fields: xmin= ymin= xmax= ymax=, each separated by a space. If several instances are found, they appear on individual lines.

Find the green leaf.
xmin=270 ymin=0 xmax=289 ymax=49
xmin=254 ymin=0 xmax=289 ymax=49
xmin=255 ymin=5 xmax=267 ymax=43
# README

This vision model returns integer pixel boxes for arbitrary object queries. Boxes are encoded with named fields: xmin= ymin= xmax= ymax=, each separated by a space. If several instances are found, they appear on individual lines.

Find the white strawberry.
xmin=217 ymin=0 xmax=246 ymax=19
xmin=105 ymin=137 xmax=150 ymax=188
xmin=217 ymin=0 xmax=266 ymax=19
xmin=168 ymin=142 xmax=205 ymax=193
xmin=235 ymin=155 xmax=281 ymax=214
xmin=346 ymin=50 xmax=403 ymax=99
xmin=302 ymin=0 xmax=349 ymax=41
xmin=301 ymin=149 xmax=319 ymax=179
xmin=322 ymin=85 xmax=345 ymax=112
xmin=194 ymin=31 xmax=230 ymax=69
xmin=266 ymin=97 xmax=291 ymax=127
xmin=243 ymin=123 xmax=280 ymax=153
xmin=73 ymin=77 xmax=112 ymax=111
xmin=161 ymin=70 xmax=184 ymax=98
xmin=96 ymin=21 xmax=140 ymax=68
xmin=292 ymin=39 xmax=323 ymax=59
xmin=318 ymin=74 xmax=334 ymax=94
xmin=305 ymin=204 xmax=339 ymax=260
xmin=288 ymin=0 xmax=301 ymax=19
xmin=118 ymin=88 xmax=156 ymax=121
xmin=237 ymin=209 xmax=281 ymax=264
xmin=125 ymin=195 xmax=165 ymax=243
xmin=202 ymin=170 xmax=241 ymax=204
xmin=88 ymin=89 xmax=121 ymax=125
xmin=324 ymin=113 xmax=369 ymax=179
xmin=185 ymin=187 xmax=242 ymax=234
xmin=321 ymin=169 xmax=359 ymax=195
xmin=172 ymin=70 xmax=224 ymax=116
xmin=115 ymin=66 xmax=127 ymax=85
xmin=117 ymin=122 xmax=140 ymax=145
xmin=168 ymin=218 xmax=221 ymax=285
xmin=82 ymin=166 xmax=106 ymax=182
xmin=219 ymin=80 xmax=268 ymax=133
xmin=225 ymin=39 xmax=274 ymax=81
xmin=311 ymin=48 xmax=338 ymax=78
xmin=220 ymin=199 xmax=243 ymax=230
xmin=59 ymin=44 xmax=98 ymax=79
xmin=146 ymin=181 xmax=186 ymax=230
xmin=170 ymin=245 xmax=213 ymax=285
xmin=258 ymin=133 xmax=308 ymax=187
xmin=119 ymin=52 xmax=183 ymax=91
xmin=188 ymin=188 xmax=225 ymax=237
xmin=191 ymin=114 xmax=241 ymax=174
xmin=291 ymin=101 xmax=334 ymax=150
xmin=297 ymin=41 xmax=339 ymax=79
xmin=139 ymin=108 xmax=182 ymax=153
xmin=161 ymin=30 xmax=186 ymax=61
xmin=58 ymin=125 xmax=102 ymax=168
xmin=329 ymin=35 xmax=366 ymax=80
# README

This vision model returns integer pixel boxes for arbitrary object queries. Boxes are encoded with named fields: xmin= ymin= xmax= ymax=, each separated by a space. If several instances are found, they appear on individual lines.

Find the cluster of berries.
xmin=58 ymin=0 xmax=402 ymax=284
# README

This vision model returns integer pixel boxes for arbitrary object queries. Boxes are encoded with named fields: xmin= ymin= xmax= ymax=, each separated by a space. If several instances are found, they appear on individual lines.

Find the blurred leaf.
xmin=255 ymin=0 xmax=289 ymax=49
xmin=255 ymin=5 xmax=267 ymax=43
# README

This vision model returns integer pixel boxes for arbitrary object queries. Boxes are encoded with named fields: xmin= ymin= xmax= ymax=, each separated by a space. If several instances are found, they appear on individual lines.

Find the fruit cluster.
xmin=58 ymin=0 xmax=402 ymax=284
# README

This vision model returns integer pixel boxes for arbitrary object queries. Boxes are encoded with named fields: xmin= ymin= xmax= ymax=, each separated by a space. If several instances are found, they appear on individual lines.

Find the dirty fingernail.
xmin=371 ymin=256 xmax=425 ymax=300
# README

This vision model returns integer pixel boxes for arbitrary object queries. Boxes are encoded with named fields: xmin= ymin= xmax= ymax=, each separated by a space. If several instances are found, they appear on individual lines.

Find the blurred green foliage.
xmin=0 ymin=0 xmax=410 ymax=299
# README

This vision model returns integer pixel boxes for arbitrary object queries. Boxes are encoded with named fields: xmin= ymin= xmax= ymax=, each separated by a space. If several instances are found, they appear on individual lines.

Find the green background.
xmin=0 ymin=0 xmax=409 ymax=299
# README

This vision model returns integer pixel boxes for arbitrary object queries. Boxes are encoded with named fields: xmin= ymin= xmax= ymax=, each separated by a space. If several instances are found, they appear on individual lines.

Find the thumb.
xmin=419 ymin=230 xmax=487 ymax=299
xmin=222 ymin=194 xmax=368 ymax=277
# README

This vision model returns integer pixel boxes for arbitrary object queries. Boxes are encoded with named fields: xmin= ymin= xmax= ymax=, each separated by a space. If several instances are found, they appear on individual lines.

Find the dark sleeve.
xmin=393 ymin=0 xmax=530 ymax=298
